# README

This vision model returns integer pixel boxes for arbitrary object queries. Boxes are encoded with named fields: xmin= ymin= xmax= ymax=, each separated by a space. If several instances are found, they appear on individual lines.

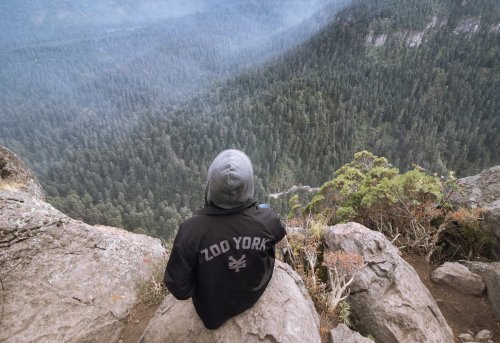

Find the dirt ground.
xmin=319 ymin=254 xmax=500 ymax=342
xmin=119 ymin=303 xmax=159 ymax=343
xmin=404 ymin=254 xmax=500 ymax=343
xmin=121 ymin=255 xmax=500 ymax=343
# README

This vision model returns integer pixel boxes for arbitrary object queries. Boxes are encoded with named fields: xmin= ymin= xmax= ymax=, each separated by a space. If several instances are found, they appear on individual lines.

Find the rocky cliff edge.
xmin=0 ymin=147 xmax=166 ymax=343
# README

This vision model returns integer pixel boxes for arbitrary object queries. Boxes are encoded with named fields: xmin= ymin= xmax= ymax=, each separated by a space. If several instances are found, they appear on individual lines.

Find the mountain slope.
xmin=44 ymin=0 xmax=500 ymax=237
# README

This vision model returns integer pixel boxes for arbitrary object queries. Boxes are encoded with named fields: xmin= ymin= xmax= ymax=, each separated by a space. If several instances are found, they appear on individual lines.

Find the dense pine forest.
xmin=1 ymin=0 xmax=499 ymax=238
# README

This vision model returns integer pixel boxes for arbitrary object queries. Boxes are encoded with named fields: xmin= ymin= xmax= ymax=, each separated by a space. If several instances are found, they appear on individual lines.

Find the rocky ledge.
xmin=0 ymin=147 xmax=166 ymax=343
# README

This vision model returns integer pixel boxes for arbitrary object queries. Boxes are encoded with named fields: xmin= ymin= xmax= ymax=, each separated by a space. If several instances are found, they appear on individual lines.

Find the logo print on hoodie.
xmin=200 ymin=236 xmax=270 ymax=262
xmin=228 ymin=255 xmax=246 ymax=272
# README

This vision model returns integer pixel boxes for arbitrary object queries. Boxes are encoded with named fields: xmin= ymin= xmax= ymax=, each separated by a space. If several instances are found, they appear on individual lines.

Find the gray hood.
xmin=205 ymin=149 xmax=254 ymax=209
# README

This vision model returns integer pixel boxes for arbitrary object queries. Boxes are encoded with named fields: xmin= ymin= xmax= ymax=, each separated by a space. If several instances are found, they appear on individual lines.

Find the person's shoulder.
xmin=173 ymin=214 xmax=210 ymax=249
xmin=180 ymin=214 xmax=208 ymax=228
xmin=246 ymin=204 xmax=282 ymax=225
xmin=253 ymin=204 xmax=279 ymax=217
xmin=250 ymin=205 xmax=286 ymax=241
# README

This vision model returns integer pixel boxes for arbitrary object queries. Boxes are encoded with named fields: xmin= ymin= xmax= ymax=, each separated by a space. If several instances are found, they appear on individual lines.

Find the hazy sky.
xmin=0 ymin=0 xmax=350 ymax=49
xmin=0 ymin=0 xmax=351 ymax=128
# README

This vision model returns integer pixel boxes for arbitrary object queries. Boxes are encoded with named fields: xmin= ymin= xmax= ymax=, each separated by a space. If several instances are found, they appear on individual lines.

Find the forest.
xmin=1 ymin=0 xmax=499 ymax=238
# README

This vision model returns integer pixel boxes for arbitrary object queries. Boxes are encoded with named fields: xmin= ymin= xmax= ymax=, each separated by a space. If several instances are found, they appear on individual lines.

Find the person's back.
xmin=164 ymin=149 xmax=286 ymax=329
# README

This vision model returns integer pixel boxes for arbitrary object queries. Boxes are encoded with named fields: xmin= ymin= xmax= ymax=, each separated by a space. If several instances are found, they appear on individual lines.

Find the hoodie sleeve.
xmin=274 ymin=216 xmax=287 ymax=243
xmin=164 ymin=225 xmax=197 ymax=300
xmin=264 ymin=207 xmax=286 ymax=243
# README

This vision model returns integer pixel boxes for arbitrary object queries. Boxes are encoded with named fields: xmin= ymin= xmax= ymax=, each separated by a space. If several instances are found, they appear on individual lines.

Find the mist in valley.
xmin=0 ymin=0 xmax=350 ymax=171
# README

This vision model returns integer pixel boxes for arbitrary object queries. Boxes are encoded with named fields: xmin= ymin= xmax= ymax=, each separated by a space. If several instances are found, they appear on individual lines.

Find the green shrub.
xmin=338 ymin=300 xmax=352 ymax=327
xmin=304 ymin=151 xmax=487 ymax=262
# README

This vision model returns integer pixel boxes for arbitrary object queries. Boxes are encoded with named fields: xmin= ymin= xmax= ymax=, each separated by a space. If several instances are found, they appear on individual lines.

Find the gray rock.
xmin=140 ymin=261 xmax=320 ymax=343
xmin=0 ymin=148 xmax=166 ymax=343
xmin=482 ymin=262 xmax=500 ymax=321
xmin=458 ymin=333 xmax=475 ymax=342
xmin=450 ymin=166 xmax=500 ymax=260
xmin=431 ymin=262 xmax=485 ymax=295
xmin=330 ymin=324 xmax=374 ymax=343
xmin=324 ymin=222 xmax=454 ymax=343
xmin=485 ymin=200 xmax=500 ymax=260
xmin=0 ymin=146 xmax=44 ymax=200
xmin=459 ymin=260 xmax=491 ymax=276
xmin=475 ymin=329 xmax=493 ymax=341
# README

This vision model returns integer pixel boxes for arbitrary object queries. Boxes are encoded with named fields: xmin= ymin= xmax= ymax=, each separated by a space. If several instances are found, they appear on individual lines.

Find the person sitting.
xmin=164 ymin=149 xmax=286 ymax=329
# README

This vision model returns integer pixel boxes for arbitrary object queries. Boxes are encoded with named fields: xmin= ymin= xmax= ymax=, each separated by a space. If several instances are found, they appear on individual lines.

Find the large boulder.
xmin=482 ymin=262 xmax=500 ymax=321
xmin=431 ymin=262 xmax=485 ymax=296
xmin=140 ymin=261 xmax=320 ymax=343
xmin=450 ymin=166 xmax=500 ymax=260
xmin=324 ymin=222 xmax=454 ymax=343
xmin=0 ymin=147 xmax=166 ymax=343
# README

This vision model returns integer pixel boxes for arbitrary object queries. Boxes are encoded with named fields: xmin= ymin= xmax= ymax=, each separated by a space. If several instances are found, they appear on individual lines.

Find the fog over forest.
xmin=1 ymin=0 xmax=348 ymax=49
xmin=0 ymin=0 xmax=350 ymax=169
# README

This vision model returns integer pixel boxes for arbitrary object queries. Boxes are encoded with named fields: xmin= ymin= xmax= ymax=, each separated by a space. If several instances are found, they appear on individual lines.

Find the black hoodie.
xmin=165 ymin=150 xmax=286 ymax=329
xmin=164 ymin=202 xmax=286 ymax=329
